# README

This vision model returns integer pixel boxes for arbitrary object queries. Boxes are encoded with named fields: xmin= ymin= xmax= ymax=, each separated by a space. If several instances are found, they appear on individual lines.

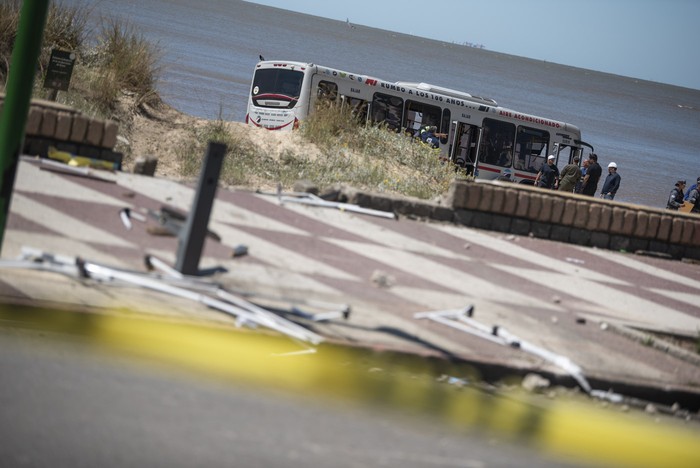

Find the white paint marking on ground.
xmin=433 ymin=223 xmax=632 ymax=285
xmin=325 ymin=238 xmax=558 ymax=310
xmin=8 ymin=194 xmax=135 ymax=248
xmin=494 ymin=265 xmax=700 ymax=331
xmin=208 ymin=222 xmax=358 ymax=281
xmin=649 ymin=288 xmax=700 ymax=310
xmin=575 ymin=246 xmax=700 ymax=291
xmin=211 ymin=199 xmax=309 ymax=236
xmin=146 ymin=248 xmax=346 ymax=298
xmin=3 ymin=231 xmax=132 ymax=267
xmin=260 ymin=196 xmax=472 ymax=260
xmin=17 ymin=161 xmax=127 ymax=207
xmin=118 ymin=174 xmax=307 ymax=235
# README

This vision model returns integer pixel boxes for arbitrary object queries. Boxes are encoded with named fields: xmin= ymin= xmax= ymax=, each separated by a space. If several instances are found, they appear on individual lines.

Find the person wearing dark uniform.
xmin=419 ymin=125 xmax=446 ymax=149
xmin=580 ymin=153 xmax=602 ymax=196
xmin=667 ymin=180 xmax=686 ymax=210
xmin=534 ymin=155 xmax=559 ymax=189
xmin=600 ymin=162 xmax=621 ymax=200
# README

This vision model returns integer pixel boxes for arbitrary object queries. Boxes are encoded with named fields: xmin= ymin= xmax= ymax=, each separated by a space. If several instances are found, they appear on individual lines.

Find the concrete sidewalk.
xmin=2 ymin=159 xmax=700 ymax=410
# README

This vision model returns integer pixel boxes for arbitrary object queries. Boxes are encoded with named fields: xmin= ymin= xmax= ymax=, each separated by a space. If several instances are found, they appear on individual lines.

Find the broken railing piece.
xmin=145 ymin=253 xmax=349 ymax=323
xmin=415 ymin=306 xmax=593 ymax=394
xmin=269 ymin=187 xmax=396 ymax=220
xmin=11 ymin=248 xmax=324 ymax=345
xmin=119 ymin=208 xmax=147 ymax=231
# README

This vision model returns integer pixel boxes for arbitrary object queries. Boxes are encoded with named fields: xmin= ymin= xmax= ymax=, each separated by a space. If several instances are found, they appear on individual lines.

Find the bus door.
xmin=554 ymin=142 xmax=592 ymax=173
xmin=449 ymin=121 xmax=480 ymax=176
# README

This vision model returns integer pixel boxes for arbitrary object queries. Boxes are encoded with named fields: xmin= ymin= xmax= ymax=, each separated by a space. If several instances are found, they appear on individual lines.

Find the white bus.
xmin=246 ymin=60 xmax=594 ymax=183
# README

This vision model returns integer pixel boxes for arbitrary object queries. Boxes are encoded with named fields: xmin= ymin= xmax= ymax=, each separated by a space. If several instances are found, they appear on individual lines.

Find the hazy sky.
xmin=247 ymin=0 xmax=700 ymax=91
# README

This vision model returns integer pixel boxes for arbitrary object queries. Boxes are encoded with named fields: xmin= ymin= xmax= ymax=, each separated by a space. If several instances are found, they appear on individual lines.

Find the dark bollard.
xmin=174 ymin=142 xmax=226 ymax=275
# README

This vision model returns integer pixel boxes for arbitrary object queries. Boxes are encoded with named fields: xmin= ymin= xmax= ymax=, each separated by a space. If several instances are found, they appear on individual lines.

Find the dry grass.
xmin=85 ymin=16 xmax=161 ymax=111
xmin=1 ymin=1 xmax=90 ymax=85
xmin=1 ymin=0 xmax=159 ymax=118
xmin=179 ymin=103 xmax=459 ymax=199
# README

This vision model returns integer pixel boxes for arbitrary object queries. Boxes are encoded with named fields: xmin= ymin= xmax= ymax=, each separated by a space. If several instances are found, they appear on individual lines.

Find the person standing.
xmin=687 ymin=177 xmax=700 ymax=213
xmin=580 ymin=153 xmax=602 ymax=196
xmin=600 ymin=162 xmax=621 ymax=200
xmin=558 ymin=156 xmax=582 ymax=192
xmin=667 ymin=180 xmax=686 ymax=210
xmin=534 ymin=155 xmax=559 ymax=189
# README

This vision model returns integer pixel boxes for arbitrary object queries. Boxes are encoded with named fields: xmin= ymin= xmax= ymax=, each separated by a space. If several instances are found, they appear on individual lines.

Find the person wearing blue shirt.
xmin=600 ymin=162 xmax=621 ymax=200
xmin=419 ymin=125 xmax=444 ymax=148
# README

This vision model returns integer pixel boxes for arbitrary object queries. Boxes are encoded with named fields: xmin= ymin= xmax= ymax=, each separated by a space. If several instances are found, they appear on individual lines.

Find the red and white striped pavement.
xmin=3 ymin=160 xmax=700 ymax=392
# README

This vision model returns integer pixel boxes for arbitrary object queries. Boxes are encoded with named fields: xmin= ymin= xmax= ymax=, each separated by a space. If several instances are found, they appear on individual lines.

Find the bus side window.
xmin=317 ymin=81 xmax=338 ymax=102
xmin=515 ymin=126 xmax=549 ymax=173
xmin=480 ymin=118 xmax=515 ymax=167
xmin=342 ymin=96 xmax=368 ymax=123
xmin=372 ymin=93 xmax=403 ymax=132
xmin=403 ymin=100 xmax=441 ymax=137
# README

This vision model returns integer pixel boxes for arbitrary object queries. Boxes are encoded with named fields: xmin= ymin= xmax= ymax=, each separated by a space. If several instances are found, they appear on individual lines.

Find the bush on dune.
xmin=0 ymin=0 xmax=159 ymax=117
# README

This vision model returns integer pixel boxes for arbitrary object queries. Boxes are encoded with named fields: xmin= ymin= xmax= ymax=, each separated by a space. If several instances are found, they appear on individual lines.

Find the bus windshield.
xmin=252 ymin=68 xmax=303 ymax=109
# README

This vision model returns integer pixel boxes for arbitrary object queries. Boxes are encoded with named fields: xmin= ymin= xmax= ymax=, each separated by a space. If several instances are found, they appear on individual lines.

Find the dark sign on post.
xmin=43 ymin=49 xmax=75 ymax=91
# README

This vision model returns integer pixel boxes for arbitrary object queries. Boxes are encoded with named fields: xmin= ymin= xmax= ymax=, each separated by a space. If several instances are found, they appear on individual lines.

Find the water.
xmin=73 ymin=0 xmax=700 ymax=207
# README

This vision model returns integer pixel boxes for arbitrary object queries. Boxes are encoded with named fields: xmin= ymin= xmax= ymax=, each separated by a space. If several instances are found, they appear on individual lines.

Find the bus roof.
xmin=396 ymin=82 xmax=498 ymax=107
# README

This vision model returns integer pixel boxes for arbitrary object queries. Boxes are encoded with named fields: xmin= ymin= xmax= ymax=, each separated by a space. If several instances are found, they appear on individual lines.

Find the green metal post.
xmin=0 ymin=0 xmax=50 ymax=254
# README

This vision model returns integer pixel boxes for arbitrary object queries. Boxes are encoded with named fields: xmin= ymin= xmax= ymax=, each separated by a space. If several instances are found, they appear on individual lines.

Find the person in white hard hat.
xmin=534 ymin=154 xmax=559 ymax=189
xmin=600 ymin=161 xmax=621 ymax=200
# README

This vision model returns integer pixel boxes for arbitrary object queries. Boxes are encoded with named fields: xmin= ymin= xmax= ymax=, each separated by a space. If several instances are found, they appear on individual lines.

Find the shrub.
xmin=0 ymin=0 xmax=159 ymax=116
xmin=1 ymin=1 xmax=90 ymax=87
xmin=89 ymin=16 xmax=160 ymax=110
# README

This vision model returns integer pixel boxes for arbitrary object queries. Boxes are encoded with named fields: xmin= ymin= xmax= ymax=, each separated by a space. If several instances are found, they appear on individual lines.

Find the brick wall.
xmin=341 ymin=179 xmax=700 ymax=261
xmin=0 ymin=94 xmax=122 ymax=169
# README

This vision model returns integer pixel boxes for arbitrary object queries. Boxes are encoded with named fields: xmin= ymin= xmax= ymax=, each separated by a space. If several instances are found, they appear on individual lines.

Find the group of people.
xmin=534 ymin=152 xmax=621 ymax=199
xmin=532 ymin=152 xmax=699 ymax=213
xmin=667 ymin=178 xmax=700 ymax=213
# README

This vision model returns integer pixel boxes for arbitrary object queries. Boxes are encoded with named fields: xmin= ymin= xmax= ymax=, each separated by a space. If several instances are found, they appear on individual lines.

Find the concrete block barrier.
xmin=0 ymin=94 xmax=122 ymax=169
xmin=70 ymin=114 xmax=89 ymax=143
xmin=55 ymin=111 xmax=73 ymax=140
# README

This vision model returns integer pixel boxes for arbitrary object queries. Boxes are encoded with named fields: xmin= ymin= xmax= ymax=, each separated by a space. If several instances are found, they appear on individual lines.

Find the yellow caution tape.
xmin=1 ymin=303 xmax=699 ymax=468
xmin=47 ymin=145 xmax=72 ymax=163
xmin=48 ymin=146 xmax=116 ymax=171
